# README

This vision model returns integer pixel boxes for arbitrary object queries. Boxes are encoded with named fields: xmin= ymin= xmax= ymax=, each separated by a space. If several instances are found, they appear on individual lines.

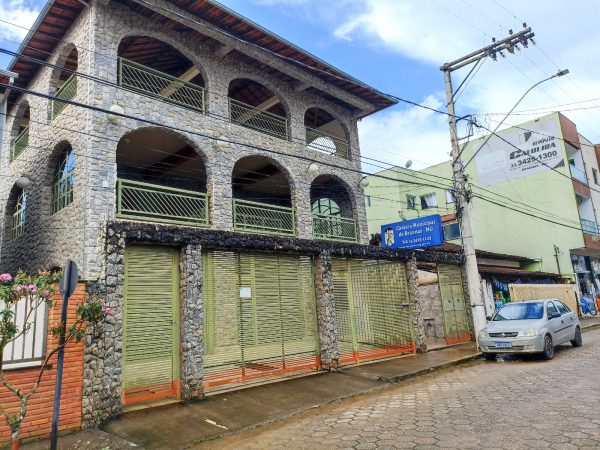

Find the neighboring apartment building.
xmin=366 ymin=112 xmax=600 ymax=296
xmin=0 ymin=0 xmax=466 ymax=435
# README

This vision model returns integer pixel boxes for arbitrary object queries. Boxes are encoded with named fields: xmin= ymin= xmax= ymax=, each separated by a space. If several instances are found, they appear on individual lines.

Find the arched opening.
xmin=304 ymin=107 xmax=350 ymax=159
xmin=116 ymin=128 xmax=209 ymax=227
xmin=4 ymin=185 xmax=27 ymax=240
xmin=228 ymin=79 xmax=289 ymax=140
xmin=310 ymin=175 xmax=357 ymax=242
xmin=117 ymin=36 xmax=206 ymax=112
xmin=51 ymin=47 xmax=78 ymax=120
xmin=11 ymin=102 xmax=30 ymax=161
xmin=52 ymin=144 xmax=75 ymax=214
xmin=231 ymin=155 xmax=295 ymax=235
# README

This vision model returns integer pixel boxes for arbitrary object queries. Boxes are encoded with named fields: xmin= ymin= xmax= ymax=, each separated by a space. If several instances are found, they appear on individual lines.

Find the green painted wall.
xmin=365 ymin=113 xmax=584 ymax=277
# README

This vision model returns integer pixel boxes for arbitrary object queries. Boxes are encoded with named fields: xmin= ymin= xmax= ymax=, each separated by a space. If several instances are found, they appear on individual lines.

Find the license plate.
xmin=495 ymin=342 xmax=512 ymax=348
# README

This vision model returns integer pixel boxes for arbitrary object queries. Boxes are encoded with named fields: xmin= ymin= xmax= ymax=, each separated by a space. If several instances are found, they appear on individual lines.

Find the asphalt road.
xmin=202 ymin=328 xmax=600 ymax=450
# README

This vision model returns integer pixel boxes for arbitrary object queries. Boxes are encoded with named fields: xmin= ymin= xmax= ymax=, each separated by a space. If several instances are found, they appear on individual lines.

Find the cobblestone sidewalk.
xmin=203 ymin=328 xmax=600 ymax=450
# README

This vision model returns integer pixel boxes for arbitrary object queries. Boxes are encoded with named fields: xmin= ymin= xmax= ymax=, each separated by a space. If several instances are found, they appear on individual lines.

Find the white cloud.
xmin=0 ymin=0 xmax=39 ymax=40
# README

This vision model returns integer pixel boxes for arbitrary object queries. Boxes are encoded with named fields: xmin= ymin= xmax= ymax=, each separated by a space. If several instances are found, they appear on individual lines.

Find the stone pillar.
xmin=82 ymin=227 xmax=125 ymax=428
xmin=314 ymin=251 xmax=339 ymax=369
xmin=180 ymin=244 xmax=204 ymax=400
xmin=407 ymin=255 xmax=427 ymax=353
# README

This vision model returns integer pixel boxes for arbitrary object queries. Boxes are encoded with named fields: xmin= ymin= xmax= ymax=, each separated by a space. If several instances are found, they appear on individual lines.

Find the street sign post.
xmin=381 ymin=215 xmax=445 ymax=250
xmin=50 ymin=260 xmax=78 ymax=450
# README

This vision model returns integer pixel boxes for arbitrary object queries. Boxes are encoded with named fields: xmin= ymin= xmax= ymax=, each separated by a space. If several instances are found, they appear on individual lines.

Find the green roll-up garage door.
xmin=203 ymin=250 xmax=319 ymax=390
xmin=123 ymin=246 xmax=180 ymax=404
xmin=332 ymin=258 xmax=415 ymax=365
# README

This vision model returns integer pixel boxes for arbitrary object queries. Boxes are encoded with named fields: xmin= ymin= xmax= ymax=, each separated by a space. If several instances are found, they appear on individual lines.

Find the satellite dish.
xmin=405 ymin=160 xmax=413 ymax=169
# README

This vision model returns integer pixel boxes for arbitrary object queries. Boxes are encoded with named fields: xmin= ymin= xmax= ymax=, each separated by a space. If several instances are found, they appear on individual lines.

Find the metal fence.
xmin=51 ymin=74 xmax=78 ymax=120
xmin=305 ymin=127 xmax=350 ymax=159
xmin=233 ymin=199 xmax=296 ymax=236
xmin=228 ymin=98 xmax=289 ymax=140
xmin=117 ymin=58 xmax=205 ymax=112
xmin=2 ymin=298 xmax=47 ymax=369
xmin=313 ymin=213 xmax=358 ymax=242
xmin=11 ymin=126 xmax=29 ymax=161
xmin=116 ymin=179 xmax=209 ymax=227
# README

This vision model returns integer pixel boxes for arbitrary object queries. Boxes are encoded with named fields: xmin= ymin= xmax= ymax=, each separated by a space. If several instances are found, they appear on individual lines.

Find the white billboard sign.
xmin=474 ymin=118 xmax=563 ymax=187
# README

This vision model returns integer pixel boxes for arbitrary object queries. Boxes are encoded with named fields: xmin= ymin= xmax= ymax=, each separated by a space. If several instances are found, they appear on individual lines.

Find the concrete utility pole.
xmin=440 ymin=27 xmax=535 ymax=339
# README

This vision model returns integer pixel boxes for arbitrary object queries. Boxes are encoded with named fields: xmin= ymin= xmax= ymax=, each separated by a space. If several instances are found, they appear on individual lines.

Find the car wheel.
xmin=542 ymin=334 xmax=554 ymax=360
xmin=570 ymin=326 xmax=583 ymax=347
xmin=482 ymin=353 xmax=496 ymax=361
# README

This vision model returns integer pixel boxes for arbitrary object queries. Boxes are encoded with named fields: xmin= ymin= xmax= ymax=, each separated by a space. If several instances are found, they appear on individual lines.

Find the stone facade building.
xmin=0 ymin=0 xmax=465 ymax=429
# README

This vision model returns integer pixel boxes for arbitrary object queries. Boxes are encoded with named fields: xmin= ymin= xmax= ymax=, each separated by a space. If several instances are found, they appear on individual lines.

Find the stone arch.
xmin=304 ymin=107 xmax=351 ymax=160
xmin=310 ymin=173 xmax=357 ymax=218
xmin=231 ymin=154 xmax=296 ymax=207
xmin=44 ymin=141 xmax=74 ymax=187
xmin=227 ymin=77 xmax=291 ymax=140
xmin=3 ymin=183 xmax=25 ymax=241
xmin=115 ymin=30 xmax=211 ymax=88
xmin=49 ymin=43 xmax=78 ymax=94
xmin=10 ymin=100 xmax=30 ymax=138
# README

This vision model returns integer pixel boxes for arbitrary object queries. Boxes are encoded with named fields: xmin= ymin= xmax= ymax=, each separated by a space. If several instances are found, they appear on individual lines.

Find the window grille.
xmin=12 ymin=189 xmax=27 ymax=239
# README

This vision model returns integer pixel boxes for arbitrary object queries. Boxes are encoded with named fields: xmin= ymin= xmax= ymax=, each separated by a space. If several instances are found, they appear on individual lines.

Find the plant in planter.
xmin=0 ymin=270 xmax=108 ymax=449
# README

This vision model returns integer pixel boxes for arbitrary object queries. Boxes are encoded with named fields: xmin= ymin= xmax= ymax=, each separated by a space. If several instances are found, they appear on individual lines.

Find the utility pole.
xmin=440 ymin=27 xmax=535 ymax=339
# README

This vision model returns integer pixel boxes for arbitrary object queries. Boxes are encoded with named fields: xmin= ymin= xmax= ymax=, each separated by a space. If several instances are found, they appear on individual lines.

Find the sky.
xmin=1 ymin=0 xmax=600 ymax=172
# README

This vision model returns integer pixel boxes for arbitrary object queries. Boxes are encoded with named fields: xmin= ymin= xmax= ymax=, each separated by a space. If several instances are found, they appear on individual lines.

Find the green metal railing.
xmin=51 ymin=74 xmax=78 ymax=120
xmin=228 ymin=98 xmax=289 ymax=140
xmin=305 ymin=127 xmax=350 ymax=159
xmin=233 ymin=199 xmax=295 ymax=236
xmin=117 ymin=58 xmax=205 ymax=112
xmin=11 ymin=126 xmax=29 ymax=161
xmin=313 ymin=213 xmax=358 ymax=243
xmin=116 ymin=178 xmax=209 ymax=227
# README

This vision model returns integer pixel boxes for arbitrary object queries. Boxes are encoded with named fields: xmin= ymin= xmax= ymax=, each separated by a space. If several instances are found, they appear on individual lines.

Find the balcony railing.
xmin=117 ymin=58 xmax=205 ymax=112
xmin=233 ymin=199 xmax=295 ymax=236
xmin=313 ymin=213 xmax=358 ymax=243
xmin=51 ymin=74 xmax=78 ymax=120
xmin=581 ymin=218 xmax=599 ymax=235
xmin=570 ymin=164 xmax=588 ymax=184
xmin=11 ymin=126 xmax=29 ymax=161
xmin=116 ymin=179 xmax=209 ymax=227
xmin=228 ymin=98 xmax=289 ymax=140
xmin=305 ymin=127 xmax=350 ymax=159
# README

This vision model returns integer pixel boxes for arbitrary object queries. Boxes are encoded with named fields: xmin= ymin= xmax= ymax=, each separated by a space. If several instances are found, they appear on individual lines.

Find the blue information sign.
xmin=381 ymin=215 xmax=445 ymax=250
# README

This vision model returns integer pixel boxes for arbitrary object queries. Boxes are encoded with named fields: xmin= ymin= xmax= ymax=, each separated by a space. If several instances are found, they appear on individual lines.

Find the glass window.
xmin=366 ymin=195 xmax=371 ymax=207
xmin=312 ymin=198 xmax=340 ymax=216
xmin=446 ymin=190 xmax=454 ymax=203
xmin=593 ymin=168 xmax=599 ymax=185
xmin=406 ymin=195 xmax=416 ymax=210
xmin=492 ymin=302 xmax=544 ymax=320
xmin=546 ymin=301 xmax=560 ymax=318
xmin=443 ymin=222 xmax=461 ymax=240
xmin=12 ymin=189 xmax=27 ymax=239
xmin=52 ymin=146 xmax=75 ymax=213
xmin=555 ymin=301 xmax=570 ymax=315
xmin=420 ymin=193 xmax=437 ymax=209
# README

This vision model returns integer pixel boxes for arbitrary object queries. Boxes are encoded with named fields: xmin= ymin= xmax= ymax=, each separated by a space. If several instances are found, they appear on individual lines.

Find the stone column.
xmin=314 ymin=251 xmax=339 ymax=369
xmin=180 ymin=244 xmax=204 ymax=400
xmin=82 ymin=226 xmax=125 ymax=428
xmin=407 ymin=255 xmax=427 ymax=353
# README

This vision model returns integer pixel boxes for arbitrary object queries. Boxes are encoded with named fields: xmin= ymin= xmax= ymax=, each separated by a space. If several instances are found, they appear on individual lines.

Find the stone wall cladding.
xmin=0 ymin=5 xmax=96 ymax=276
xmin=314 ymin=250 xmax=339 ymax=370
xmin=180 ymin=244 xmax=204 ymax=400
xmin=407 ymin=256 xmax=427 ymax=353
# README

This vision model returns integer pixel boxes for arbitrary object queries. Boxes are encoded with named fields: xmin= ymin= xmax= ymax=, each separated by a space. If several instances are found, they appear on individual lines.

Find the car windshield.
xmin=493 ymin=302 xmax=544 ymax=321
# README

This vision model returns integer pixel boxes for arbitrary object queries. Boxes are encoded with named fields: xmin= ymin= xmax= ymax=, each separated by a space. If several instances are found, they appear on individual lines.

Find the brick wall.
xmin=0 ymin=282 xmax=85 ymax=442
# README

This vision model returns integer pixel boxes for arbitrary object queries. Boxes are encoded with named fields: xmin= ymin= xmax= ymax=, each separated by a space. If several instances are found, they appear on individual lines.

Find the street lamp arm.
xmin=460 ymin=69 xmax=569 ymax=169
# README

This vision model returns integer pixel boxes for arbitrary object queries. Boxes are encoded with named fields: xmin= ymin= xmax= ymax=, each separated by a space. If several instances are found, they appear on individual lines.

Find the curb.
xmin=581 ymin=322 xmax=600 ymax=332
xmin=376 ymin=353 xmax=481 ymax=383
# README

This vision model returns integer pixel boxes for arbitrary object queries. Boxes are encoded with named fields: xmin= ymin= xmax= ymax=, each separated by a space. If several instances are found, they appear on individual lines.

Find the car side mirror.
xmin=486 ymin=316 xmax=492 ymax=322
xmin=549 ymin=312 xmax=560 ymax=320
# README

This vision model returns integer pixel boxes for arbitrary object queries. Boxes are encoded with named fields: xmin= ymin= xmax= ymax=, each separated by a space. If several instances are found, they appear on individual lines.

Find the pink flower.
xmin=0 ymin=273 xmax=12 ymax=282
xmin=26 ymin=284 xmax=37 ymax=292
xmin=12 ymin=285 xmax=24 ymax=293
xmin=41 ymin=290 xmax=50 ymax=298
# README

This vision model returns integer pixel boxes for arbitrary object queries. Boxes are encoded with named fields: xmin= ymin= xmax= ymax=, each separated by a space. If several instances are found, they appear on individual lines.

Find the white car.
xmin=478 ymin=299 xmax=582 ymax=360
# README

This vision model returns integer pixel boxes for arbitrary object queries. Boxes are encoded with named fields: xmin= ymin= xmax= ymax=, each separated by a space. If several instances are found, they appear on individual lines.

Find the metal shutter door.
xmin=123 ymin=246 xmax=179 ymax=404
